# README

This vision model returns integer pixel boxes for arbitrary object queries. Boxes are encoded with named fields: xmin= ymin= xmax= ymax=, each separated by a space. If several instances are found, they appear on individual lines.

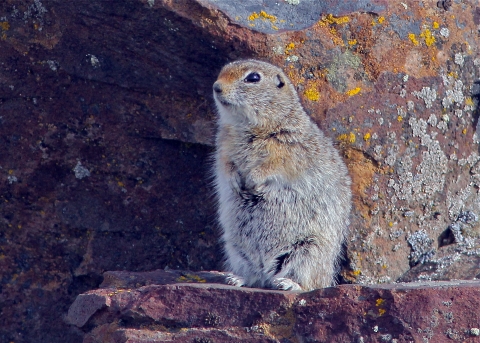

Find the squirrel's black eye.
xmin=244 ymin=72 xmax=261 ymax=83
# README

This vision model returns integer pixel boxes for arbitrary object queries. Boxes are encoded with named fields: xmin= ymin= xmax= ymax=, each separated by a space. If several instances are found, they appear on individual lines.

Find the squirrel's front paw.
xmin=225 ymin=273 xmax=246 ymax=287
xmin=272 ymin=277 xmax=302 ymax=291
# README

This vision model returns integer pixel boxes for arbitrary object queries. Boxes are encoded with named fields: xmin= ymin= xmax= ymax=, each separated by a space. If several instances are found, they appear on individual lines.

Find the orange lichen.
xmin=338 ymin=132 xmax=356 ymax=144
xmin=248 ymin=10 xmax=277 ymax=23
xmin=321 ymin=14 xmax=350 ymax=25
xmin=0 ymin=21 xmax=10 ymax=31
xmin=248 ymin=12 xmax=260 ymax=21
xmin=285 ymin=42 xmax=295 ymax=54
xmin=408 ymin=33 xmax=419 ymax=46
xmin=177 ymin=274 xmax=207 ymax=283
xmin=346 ymin=87 xmax=361 ymax=96
xmin=447 ymin=71 xmax=458 ymax=78
xmin=304 ymin=87 xmax=320 ymax=101
xmin=343 ymin=148 xmax=378 ymax=222
xmin=420 ymin=28 xmax=435 ymax=47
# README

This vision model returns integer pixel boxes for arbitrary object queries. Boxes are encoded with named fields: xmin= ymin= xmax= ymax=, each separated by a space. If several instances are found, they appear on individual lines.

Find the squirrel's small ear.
xmin=275 ymin=74 xmax=285 ymax=88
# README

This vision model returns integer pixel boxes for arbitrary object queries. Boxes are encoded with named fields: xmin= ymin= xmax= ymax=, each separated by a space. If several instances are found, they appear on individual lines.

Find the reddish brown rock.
xmin=1 ymin=0 xmax=480 ymax=342
xmin=68 ymin=270 xmax=480 ymax=343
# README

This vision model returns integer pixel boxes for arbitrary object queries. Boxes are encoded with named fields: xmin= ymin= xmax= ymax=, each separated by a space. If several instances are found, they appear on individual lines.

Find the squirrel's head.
xmin=213 ymin=60 xmax=298 ymax=127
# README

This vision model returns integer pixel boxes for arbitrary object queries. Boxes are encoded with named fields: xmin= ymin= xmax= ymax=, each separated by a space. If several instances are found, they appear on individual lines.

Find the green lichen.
xmin=326 ymin=50 xmax=362 ymax=93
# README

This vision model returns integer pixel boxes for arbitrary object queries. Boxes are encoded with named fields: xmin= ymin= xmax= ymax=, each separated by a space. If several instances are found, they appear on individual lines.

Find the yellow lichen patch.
xmin=462 ymin=128 xmax=467 ymax=135
xmin=378 ymin=16 xmax=385 ymax=24
xmin=249 ymin=10 xmax=277 ymax=23
xmin=420 ymin=28 xmax=435 ymax=47
xmin=176 ymin=274 xmax=207 ymax=283
xmin=408 ymin=33 xmax=419 ymax=46
xmin=285 ymin=42 xmax=295 ymax=54
xmin=397 ymin=115 xmax=403 ymax=122
xmin=248 ymin=12 xmax=260 ymax=21
xmin=353 ymin=269 xmax=361 ymax=276
xmin=346 ymin=87 xmax=361 ymax=96
xmin=320 ymin=14 xmax=350 ymax=25
xmin=338 ymin=132 xmax=356 ymax=144
xmin=448 ymin=71 xmax=458 ymax=78
xmin=466 ymin=97 xmax=474 ymax=106
xmin=378 ymin=308 xmax=386 ymax=316
xmin=304 ymin=87 xmax=320 ymax=101
xmin=0 ymin=21 xmax=10 ymax=31
xmin=388 ymin=221 xmax=394 ymax=227
xmin=363 ymin=133 xmax=371 ymax=142
xmin=348 ymin=39 xmax=357 ymax=45
xmin=256 ymin=306 xmax=297 ymax=341
xmin=376 ymin=298 xmax=385 ymax=307
xmin=433 ymin=21 xmax=440 ymax=29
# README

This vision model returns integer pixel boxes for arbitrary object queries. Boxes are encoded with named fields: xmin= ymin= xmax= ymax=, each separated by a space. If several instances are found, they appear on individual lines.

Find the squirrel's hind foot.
xmin=225 ymin=273 xmax=246 ymax=287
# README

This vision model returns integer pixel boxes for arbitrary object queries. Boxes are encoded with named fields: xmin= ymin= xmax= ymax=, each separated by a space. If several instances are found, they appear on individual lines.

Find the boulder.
xmin=1 ymin=0 xmax=480 ymax=341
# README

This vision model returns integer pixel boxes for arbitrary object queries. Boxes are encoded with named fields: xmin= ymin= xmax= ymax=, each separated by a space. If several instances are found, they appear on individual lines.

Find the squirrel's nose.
xmin=213 ymin=82 xmax=222 ymax=94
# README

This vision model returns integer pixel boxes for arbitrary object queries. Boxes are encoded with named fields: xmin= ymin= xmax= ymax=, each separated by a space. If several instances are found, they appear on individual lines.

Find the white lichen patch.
xmin=23 ymin=0 xmax=47 ymax=28
xmin=389 ymin=117 xmax=448 ymax=204
xmin=407 ymin=100 xmax=415 ymax=112
xmin=73 ymin=161 xmax=90 ymax=179
xmin=440 ymin=27 xmax=450 ymax=38
xmin=7 ymin=175 xmax=18 ymax=184
xmin=147 ymin=0 xmax=155 ymax=7
xmin=46 ymin=60 xmax=58 ymax=71
xmin=454 ymin=53 xmax=464 ymax=66
xmin=272 ymin=46 xmax=284 ymax=55
xmin=412 ymin=87 xmax=437 ymax=109
xmin=447 ymin=186 xmax=472 ymax=220
xmin=427 ymin=114 xmax=437 ymax=127
xmin=286 ymin=0 xmax=300 ymax=4
xmin=407 ymin=229 xmax=435 ymax=264
xmin=470 ymin=328 xmax=480 ymax=336
xmin=442 ymin=77 xmax=464 ymax=108
xmin=286 ymin=55 xmax=299 ymax=63
xmin=87 ymin=54 xmax=100 ymax=68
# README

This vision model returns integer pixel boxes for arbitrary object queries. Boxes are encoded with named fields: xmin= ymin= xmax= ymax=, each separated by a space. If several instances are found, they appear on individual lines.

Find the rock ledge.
xmin=67 ymin=270 xmax=480 ymax=343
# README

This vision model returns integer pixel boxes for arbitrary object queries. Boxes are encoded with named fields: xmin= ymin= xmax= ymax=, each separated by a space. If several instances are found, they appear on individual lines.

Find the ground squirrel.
xmin=212 ymin=59 xmax=352 ymax=291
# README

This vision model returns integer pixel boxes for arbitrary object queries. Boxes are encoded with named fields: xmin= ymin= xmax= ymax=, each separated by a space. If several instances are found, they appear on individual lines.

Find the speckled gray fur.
xmin=212 ymin=60 xmax=352 ymax=291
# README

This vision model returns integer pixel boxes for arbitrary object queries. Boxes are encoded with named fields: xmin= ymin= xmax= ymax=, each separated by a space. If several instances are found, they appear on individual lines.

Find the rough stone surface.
xmin=69 ymin=270 xmax=480 ymax=343
xmin=1 ymin=0 xmax=480 ymax=342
